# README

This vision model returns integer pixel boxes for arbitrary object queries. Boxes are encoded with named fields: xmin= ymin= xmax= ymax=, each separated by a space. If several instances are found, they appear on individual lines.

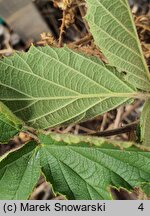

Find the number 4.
xmin=138 ymin=203 xmax=144 ymax=211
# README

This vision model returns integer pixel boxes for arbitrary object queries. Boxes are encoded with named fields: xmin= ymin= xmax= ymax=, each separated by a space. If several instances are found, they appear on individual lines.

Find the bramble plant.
xmin=0 ymin=0 xmax=150 ymax=200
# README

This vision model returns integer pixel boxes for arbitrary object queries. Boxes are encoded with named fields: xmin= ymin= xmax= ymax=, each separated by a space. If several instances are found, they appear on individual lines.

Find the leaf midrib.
xmin=1 ymin=92 xmax=137 ymax=101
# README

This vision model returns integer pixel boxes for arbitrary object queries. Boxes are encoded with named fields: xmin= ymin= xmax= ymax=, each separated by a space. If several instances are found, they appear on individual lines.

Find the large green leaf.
xmin=0 ymin=102 xmax=22 ymax=143
xmin=0 ymin=142 xmax=41 ymax=199
xmin=141 ymin=100 xmax=150 ymax=146
xmin=0 ymin=46 xmax=136 ymax=129
xmin=39 ymin=134 xmax=150 ymax=200
xmin=1 ymin=133 xmax=150 ymax=200
xmin=85 ymin=0 xmax=150 ymax=91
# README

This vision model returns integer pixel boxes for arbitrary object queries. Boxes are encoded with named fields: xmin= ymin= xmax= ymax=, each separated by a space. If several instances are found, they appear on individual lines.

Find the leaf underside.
xmin=85 ymin=0 xmax=150 ymax=91
xmin=1 ymin=134 xmax=150 ymax=200
xmin=0 ymin=142 xmax=40 ymax=199
xmin=0 ymin=46 xmax=135 ymax=129
xmin=0 ymin=102 xmax=22 ymax=143
xmin=141 ymin=100 xmax=150 ymax=146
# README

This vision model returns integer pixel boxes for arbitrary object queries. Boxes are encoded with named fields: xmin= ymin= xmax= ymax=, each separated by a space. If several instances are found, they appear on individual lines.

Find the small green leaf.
xmin=0 ymin=142 xmax=41 ymax=199
xmin=140 ymin=100 xmax=150 ymax=146
xmin=39 ymin=134 xmax=150 ymax=200
xmin=85 ymin=0 xmax=150 ymax=91
xmin=0 ymin=46 xmax=136 ymax=129
xmin=0 ymin=102 xmax=22 ymax=143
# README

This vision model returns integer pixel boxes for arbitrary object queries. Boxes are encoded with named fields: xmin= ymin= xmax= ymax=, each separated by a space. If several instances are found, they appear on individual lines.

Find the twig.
xmin=114 ymin=106 xmax=125 ymax=129
xmin=100 ymin=113 xmax=108 ymax=131
xmin=25 ymin=131 xmax=40 ymax=143
xmin=70 ymin=34 xmax=92 ymax=46
xmin=74 ymin=125 xmax=80 ymax=135
xmin=76 ymin=0 xmax=90 ymax=33
xmin=77 ymin=125 xmax=95 ymax=134
xmin=58 ymin=9 xmax=66 ymax=47
xmin=90 ymin=120 xmax=139 ymax=137
xmin=0 ymin=41 xmax=13 ymax=55
xmin=61 ymin=125 xmax=74 ymax=133
xmin=20 ymin=126 xmax=39 ymax=143
xmin=0 ymin=48 xmax=13 ymax=55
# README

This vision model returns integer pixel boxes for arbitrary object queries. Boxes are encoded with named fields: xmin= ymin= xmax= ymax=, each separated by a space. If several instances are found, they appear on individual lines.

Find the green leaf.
xmin=0 ymin=142 xmax=41 ymax=199
xmin=142 ymin=184 xmax=150 ymax=197
xmin=0 ymin=46 xmax=136 ymax=129
xmin=1 ymin=133 xmax=150 ymax=200
xmin=39 ymin=134 xmax=150 ymax=200
xmin=140 ymin=100 xmax=150 ymax=146
xmin=0 ymin=102 xmax=22 ymax=143
xmin=85 ymin=0 xmax=150 ymax=91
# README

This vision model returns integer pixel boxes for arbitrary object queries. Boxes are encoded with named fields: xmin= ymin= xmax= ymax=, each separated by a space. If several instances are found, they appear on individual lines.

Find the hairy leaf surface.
xmin=0 ymin=102 xmax=22 ymax=143
xmin=39 ymin=134 xmax=150 ymax=200
xmin=0 ymin=46 xmax=135 ymax=129
xmin=85 ymin=0 xmax=150 ymax=91
xmin=0 ymin=142 xmax=40 ymax=199
xmin=1 ymin=133 xmax=150 ymax=200
xmin=141 ymin=100 xmax=150 ymax=146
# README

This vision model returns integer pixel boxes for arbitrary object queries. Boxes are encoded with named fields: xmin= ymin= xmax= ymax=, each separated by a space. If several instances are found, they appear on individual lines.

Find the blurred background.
xmin=0 ymin=0 xmax=150 ymax=200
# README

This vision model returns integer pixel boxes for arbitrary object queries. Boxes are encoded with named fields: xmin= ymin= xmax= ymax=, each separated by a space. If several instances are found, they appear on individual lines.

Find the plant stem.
xmin=58 ymin=9 xmax=66 ymax=47
xmin=90 ymin=120 xmax=139 ymax=137
xmin=134 ymin=92 xmax=150 ymax=100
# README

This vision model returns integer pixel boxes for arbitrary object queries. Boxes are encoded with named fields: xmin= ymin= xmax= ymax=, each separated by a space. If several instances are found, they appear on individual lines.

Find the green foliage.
xmin=0 ymin=142 xmax=40 ymax=199
xmin=0 ymin=46 xmax=136 ymax=129
xmin=39 ymin=134 xmax=150 ymax=200
xmin=1 ymin=134 xmax=150 ymax=200
xmin=0 ymin=102 xmax=22 ymax=143
xmin=141 ymin=101 xmax=150 ymax=146
xmin=85 ymin=0 xmax=150 ymax=91
xmin=0 ymin=0 xmax=150 ymax=200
